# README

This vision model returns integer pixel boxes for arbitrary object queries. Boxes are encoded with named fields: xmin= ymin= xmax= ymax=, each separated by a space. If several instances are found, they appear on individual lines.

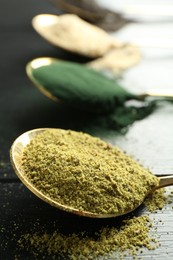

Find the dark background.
xmin=0 ymin=0 xmax=173 ymax=259
xmin=0 ymin=0 xmax=90 ymax=178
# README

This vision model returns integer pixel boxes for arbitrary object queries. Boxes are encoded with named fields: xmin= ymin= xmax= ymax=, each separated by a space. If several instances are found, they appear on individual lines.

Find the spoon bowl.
xmin=10 ymin=128 xmax=98 ymax=218
xmin=32 ymin=14 xmax=120 ymax=58
xmin=26 ymin=57 xmax=173 ymax=109
xmin=10 ymin=128 xmax=173 ymax=218
xmin=26 ymin=56 xmax=139 ymax=114
xmin=26 ymin=57 xmax=61 ymax=102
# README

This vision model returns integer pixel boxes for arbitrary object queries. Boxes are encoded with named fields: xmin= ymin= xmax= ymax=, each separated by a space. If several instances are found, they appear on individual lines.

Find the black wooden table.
xmin=0 ymin=0 xmax=173 ymax=259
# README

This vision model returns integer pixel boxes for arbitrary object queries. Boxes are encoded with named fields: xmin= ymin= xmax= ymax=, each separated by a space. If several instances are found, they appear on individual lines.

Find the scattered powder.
xmin=18 ymin=215 xmax=159 ymax=259
xmin=167 ymin=189 xmax=173 ymax=204
xmin=144 ymin=188 xmax=166 ymax=212
xmin=0 ymin=161 xmax=4 ymax=168
xmin=0 ymin=160 xmax=11 ymax=178
xmin=21 ymin=129 xmax=159 ymax=216
xmin=16 ymin=187 xmax=168 ymax=259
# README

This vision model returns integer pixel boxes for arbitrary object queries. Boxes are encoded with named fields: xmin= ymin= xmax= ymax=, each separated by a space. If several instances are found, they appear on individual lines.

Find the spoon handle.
xmin=139 ymin=89 xmax=173 ymax=100
xmin=124 ymin=5 xmax=173 ymax=18
xmin=158 ymin=176 xmax=173 ymax=189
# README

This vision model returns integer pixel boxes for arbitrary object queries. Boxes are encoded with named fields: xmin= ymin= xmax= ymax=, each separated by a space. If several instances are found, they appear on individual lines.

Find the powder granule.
xmin=21 ymin=129 xmax=159 ymax=215
xmin=18 ymin=215 xmax=158 ymax=259
xmin=144 ymin=188 xmax=166 ymax=212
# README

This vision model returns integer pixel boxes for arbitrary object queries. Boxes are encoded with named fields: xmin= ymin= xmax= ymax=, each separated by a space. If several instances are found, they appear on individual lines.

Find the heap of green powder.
xmin=18 ymin=215 xmax=159 ymax=259
xmin=21 ymin=129 xmax=159 ymax=215
xmin=33 ymin=61 xmax=137 ymax=113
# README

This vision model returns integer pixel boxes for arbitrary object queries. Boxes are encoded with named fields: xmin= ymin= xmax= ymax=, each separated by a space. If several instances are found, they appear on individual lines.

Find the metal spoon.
xmin=10 ymin=128 xmax=173 ymax=218
xmin=26 ymin=57 xmax=59 ymax=103
xmin=26 ymin=57 xmax=173 ymax=105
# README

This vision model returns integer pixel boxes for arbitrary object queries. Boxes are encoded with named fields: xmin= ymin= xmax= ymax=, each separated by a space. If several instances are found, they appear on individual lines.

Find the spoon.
xmin=10 ymin=128 xmax=173 ymax=218
xmin=32 ymin=14 xmax=173 ymax=51
xmin=26 ymin=57 xmax=173 ymax=108
xmin=32 ymin=14 xmax=121 ymax=58
xmin=26 ymin=57 xmax=59 ymax=103
xmin=50 ymin=0 xmax=130 ymax=32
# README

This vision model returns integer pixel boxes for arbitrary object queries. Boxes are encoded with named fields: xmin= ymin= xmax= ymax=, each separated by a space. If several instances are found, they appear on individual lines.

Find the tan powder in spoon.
xmin=33 ymin=14 xmax=141 ymax=71
xmin=36 ymin=14 xmax=121 ymax=57
xmin=21 ymin=129 xmax=159 ymax=215
xmin=88 ymin=44 xmax=141 ymax=74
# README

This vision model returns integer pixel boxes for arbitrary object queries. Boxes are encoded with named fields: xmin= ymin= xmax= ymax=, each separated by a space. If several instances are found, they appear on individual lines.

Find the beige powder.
xmin=33 ymin=14 xmax=121 ymax=58
xmin=88 ymin=44 xmax=141 ymax=74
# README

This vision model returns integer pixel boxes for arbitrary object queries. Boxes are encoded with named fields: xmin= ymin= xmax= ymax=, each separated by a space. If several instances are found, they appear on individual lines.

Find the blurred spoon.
xmin=10 ymin=128 xmax=173 ymax=218
xmin=32 ymin=13 xmax=173 ymax=52
xmin=26 ymin=57 xmax=59 ymax=102
xmin=49 ymin=0 xmax=130 ymax=32
xmin=32 ymin=14 xmax=121 ymax=58
xmin=26 ymin=57 xmax=173 ymax=109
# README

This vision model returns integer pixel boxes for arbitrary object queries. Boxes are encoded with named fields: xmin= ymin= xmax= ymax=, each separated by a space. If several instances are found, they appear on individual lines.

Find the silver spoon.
xmin=10 ymin=128 xmax=173 ymax=218
xmin=26 ymin=57 xmax=173 ymax=105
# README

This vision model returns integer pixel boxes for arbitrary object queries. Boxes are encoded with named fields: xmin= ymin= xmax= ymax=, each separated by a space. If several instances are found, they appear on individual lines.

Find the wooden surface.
xmin=0 ymin=0 xmax=173 ymax=259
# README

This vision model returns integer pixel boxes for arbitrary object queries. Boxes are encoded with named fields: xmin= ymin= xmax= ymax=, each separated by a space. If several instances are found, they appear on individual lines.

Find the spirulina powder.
xmin=21 ymin=129 xmax=159 ymax=215
xmin=33 ymin=61 xmax=137 ymax=113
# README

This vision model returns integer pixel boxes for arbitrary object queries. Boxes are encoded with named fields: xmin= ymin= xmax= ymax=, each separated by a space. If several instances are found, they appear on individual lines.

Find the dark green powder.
xmin=90 ymin=101 xmax=157 ymax=131
xmin=33 ymin=61 xmax=137 ymax=113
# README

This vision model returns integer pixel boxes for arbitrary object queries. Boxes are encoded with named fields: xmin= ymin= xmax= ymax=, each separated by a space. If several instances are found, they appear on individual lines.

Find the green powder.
xmin=18 ymin=215 xmax=158 ymax=259
xmin=21 ymin=129 xmax=159 ymax=215
xmin=15 ymin=187 xmax=171 ymax=259
xmin=144 ymin=188 xmax=166 ymax=212
xmin=16 ymin=189 xmax=168 ymax=259
xmin=33 ymin=61 xmax=137 ymax=113
xmin=88 ymin=101 xmax=157 ymax=131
